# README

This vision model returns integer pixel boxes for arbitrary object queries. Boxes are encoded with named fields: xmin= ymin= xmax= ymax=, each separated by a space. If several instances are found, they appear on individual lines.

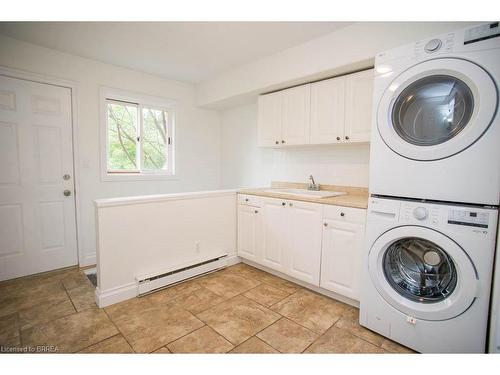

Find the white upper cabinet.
xmin=258 ymin=69 xmax=374 ymax=147
xmin=344 ymin=69 xmax=374 ymax=143
xmin=310 ymin=76 xmax=346 ymax=144
xmin=257 ymin=91 xmax=282 ymax=147
xmin=281 ymin=84 xmax=311 ymax=146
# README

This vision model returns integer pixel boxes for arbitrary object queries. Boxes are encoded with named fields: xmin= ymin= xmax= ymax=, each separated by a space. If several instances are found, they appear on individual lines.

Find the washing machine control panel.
xmin=396 ymin=200 xmax=497 ymax=238
xmin=448 ymin=209 xmax=489 ymax=228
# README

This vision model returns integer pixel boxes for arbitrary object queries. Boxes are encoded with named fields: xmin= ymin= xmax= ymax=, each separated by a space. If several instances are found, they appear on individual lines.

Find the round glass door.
xmin=383 ymin=237 xmax=457 ymax=303
xmin=392 ymin=75 xmax=474 ymax=146
xmin=376 ymin=58 xmax=498 ymax=161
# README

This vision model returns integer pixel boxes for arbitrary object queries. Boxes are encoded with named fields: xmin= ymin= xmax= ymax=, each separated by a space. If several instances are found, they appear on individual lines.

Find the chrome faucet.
xmin=308 ymin=175 xmax=320 ymax=191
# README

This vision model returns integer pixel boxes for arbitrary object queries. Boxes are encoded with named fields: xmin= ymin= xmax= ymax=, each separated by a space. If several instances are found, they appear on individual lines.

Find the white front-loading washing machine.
xmin=370 ymin=22 xmax=500 ymax=205
xmin=359 ymin=196 xmax=498 ymax=353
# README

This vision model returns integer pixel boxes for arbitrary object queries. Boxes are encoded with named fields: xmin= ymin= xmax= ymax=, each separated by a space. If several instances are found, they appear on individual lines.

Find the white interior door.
xmin=0 ymin=74 xmax=77 ymax=281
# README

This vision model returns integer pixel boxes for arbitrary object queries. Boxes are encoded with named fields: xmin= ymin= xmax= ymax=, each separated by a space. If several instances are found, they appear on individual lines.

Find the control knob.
xmin=413 ymin=207 xmax=428 ymax=220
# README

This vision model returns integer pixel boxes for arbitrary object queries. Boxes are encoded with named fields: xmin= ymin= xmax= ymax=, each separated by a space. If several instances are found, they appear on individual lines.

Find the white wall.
xmin=0 ymin=34 xmax=222 ymax=266
xmin=198 ymin=22 xmax=478 ymax=108
xmin=95 ymin=190 xmax=237 ymax=306
xmin=220 ymin=103 xmax=370 ymax=189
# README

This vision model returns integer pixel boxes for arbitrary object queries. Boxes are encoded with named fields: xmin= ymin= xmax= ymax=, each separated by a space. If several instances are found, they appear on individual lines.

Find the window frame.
xmin=100 ymin=87 xmax=176 ymax=182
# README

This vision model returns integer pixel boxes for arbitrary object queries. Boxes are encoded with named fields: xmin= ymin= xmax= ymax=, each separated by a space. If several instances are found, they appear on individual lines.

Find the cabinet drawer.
xmin=323 ymin=205 xmax=366 ymax=224
xmin=238 ymin=194 xmax=261 ymax=207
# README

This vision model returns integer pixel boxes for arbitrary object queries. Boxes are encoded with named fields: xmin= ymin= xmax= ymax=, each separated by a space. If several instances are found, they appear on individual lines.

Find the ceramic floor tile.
xmin=197 ymin=295 xmax=280 ymax=345
xmin=196 ymin=273 xmax=261 ymax=299
xmin=21 ymin=308 xmax=118 ymax=353
xmin=110 ymin=303 xmax=204 ymax=353
xmin=169 ymin=287 xmax=226 ymax=314
xmin=305 ymin=326 xmax=384 ymax=353
xmin=0 ymin=279 xmax=69 ymax=318
xmin=229 ymin=336 xmax=279 ymax=354
xmin=66 ymin=283 xmax=97 ymax=312
xmin=18 ymin=298 xmax=76 ymax=330
xmin=167 ymin=326 xmax=234 ymax=353
xmin=243 ymin=283 xmax=291 ymax=307
xmin=225 ymin=264 xmax=301 ymax=294
xmin=335 ymin=307 xmax=385 ymax=347
xmin=0 ymin=313 xmax=20 ymax=347
xmin=152 ymin=346 xmax=171 ymax=353
xmin=272 ymin=289 xmax=348 ymax=334
xmin=381 ymin=338 xmax=415 ymax=353
xmin=257 ymin=318 xmax=318 ymax=353
xmin=104 ymin=296 xmax=158 ymax=323
xmin=144 ymin=279 xmax=203 ymax=306
xmin=78 ymin=334 xmax=134 ymax=353
xmin=62 ymin=270 xmax=94 ymax=291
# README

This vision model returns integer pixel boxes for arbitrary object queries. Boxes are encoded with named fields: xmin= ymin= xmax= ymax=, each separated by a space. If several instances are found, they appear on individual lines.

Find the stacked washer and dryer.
xmin=359 ymin=23 xmax=500 ymax=353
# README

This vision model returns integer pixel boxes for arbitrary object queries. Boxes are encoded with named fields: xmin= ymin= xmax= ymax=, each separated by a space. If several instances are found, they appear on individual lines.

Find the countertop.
xmin=238 ymin=182 xmax=369 ymax=209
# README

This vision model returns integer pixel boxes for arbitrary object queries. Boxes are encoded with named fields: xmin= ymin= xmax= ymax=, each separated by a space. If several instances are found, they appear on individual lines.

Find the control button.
xmin=413 ymin=207 xmax=429 ymax=220
xmin=424 ymin=39 xmax=442 ymax=53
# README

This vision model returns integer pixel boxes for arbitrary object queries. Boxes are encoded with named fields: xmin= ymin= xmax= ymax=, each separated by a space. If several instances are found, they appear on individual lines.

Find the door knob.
xmin=63 ymin=190 xmax=72 ymax=197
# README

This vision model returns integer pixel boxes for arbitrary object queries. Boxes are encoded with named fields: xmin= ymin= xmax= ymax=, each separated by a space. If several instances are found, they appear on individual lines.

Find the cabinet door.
xmin=260 ymin=198 xmax=288 ymax=273
xmin=281 ymin=84 xmax=311 ymax=146
xmin=257 ymin=92 xmax=282 ymax=147
xmin=237 ymin=205 xmax=261 ymax=262
xmin=320 ymin=219 xmax=365 ymax=300
xmin=344 ymin=69 xmax=374 ymax=143
xmin=310 ymin=76 xmax=345 ymax=144
xmin=287 ymin=201 xmax=323 ymax=285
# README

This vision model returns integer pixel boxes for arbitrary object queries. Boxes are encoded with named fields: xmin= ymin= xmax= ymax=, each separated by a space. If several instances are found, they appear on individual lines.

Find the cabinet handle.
xmin=245 ymin=198 xmax=249 ymax=202
xmin=340 ymin=212 xmax=345 ymax=217
xmin=345 ymin=136 xmax=350 ymax=140
xmin=281 ymin=140 xmax=285 ymax=144
xmin=254 ymin=210 xmax=258 ymax=214
xmin=281 ymin=202 xmax=286 ymax=206
xmin=323 ymin=222 xmax=328 ymax=227
xmin=289 ymin=202 xmax=293 ymax=207
xmin=275 ymin=140 xmax=279 ymax=144
xmin=336 ymin=136 xmax=341 ymax=141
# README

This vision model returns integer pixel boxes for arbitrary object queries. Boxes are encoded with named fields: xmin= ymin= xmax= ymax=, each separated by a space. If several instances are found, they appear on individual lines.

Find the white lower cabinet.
xmin=237 ymin=204 xmax=261 ymax=262
xmin=237 ymin=194 xmax=366 ymax=300
xmin=320 ymin=207 xmax=366 ymax=300
xmin=287 ymin=200 xmax=323 ymax=285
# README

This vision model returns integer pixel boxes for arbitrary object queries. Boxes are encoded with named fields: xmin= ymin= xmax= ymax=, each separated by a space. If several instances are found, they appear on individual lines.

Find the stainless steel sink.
xmin=264 ymin=188 xmax=347 ymax=199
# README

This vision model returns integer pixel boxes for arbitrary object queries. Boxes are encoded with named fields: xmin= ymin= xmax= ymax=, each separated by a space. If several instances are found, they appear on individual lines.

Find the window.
xmin=101 ymin=88 xmax=175 ymax=180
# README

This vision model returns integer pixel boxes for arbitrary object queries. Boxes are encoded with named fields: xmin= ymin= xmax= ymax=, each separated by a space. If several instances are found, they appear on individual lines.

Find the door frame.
xmin=0 ymin=65 xmax=85 ymax=267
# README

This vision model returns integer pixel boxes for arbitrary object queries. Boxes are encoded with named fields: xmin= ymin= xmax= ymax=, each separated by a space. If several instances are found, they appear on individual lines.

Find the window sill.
xmin=101 ymin=172 xmax=178 ymax=182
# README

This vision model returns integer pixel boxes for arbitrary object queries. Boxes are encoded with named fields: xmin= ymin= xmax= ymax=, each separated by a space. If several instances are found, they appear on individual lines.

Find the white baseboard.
xmin=95 ymin=282 xmax=137 ymax=308
xmin=242 ymin=259 xmax=359 ymax=308
xmin=96 ymin=254 xmax=241 ymax=308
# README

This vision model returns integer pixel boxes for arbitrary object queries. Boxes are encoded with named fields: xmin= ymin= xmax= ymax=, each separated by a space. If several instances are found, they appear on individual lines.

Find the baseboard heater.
xmin=136 ymin=254 xmax=228 ymax=296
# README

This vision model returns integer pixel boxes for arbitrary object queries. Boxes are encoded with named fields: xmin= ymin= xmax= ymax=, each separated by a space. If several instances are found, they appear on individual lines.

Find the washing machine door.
xmin=368 ymin=226 xmax=478 ymax=321
xmin=377 ymin=58 xmax=498 ymax=161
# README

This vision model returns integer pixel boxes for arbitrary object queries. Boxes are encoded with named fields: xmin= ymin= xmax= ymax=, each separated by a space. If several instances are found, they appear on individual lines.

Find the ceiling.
xmin=0 ymin=22 xmax=351 ymax=83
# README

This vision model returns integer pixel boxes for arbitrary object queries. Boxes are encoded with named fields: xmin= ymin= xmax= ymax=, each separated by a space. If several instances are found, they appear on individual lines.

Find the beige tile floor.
xmin=0 ymin=263 xmax=415 ymax=354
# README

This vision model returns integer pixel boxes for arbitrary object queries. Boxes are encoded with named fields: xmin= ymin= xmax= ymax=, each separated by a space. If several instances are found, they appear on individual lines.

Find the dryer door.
xmin=377 ymin=58 xmax=497 ymax=161
xmin=368 ymin=226 xmax=478 ymax=321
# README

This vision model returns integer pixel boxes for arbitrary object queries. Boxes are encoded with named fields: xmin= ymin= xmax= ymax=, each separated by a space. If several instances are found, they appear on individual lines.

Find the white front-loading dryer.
xmin=359 ymin=196 xmax=498 ymax=353
xmin=370 ymin=23 xmax=500 ymax=205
